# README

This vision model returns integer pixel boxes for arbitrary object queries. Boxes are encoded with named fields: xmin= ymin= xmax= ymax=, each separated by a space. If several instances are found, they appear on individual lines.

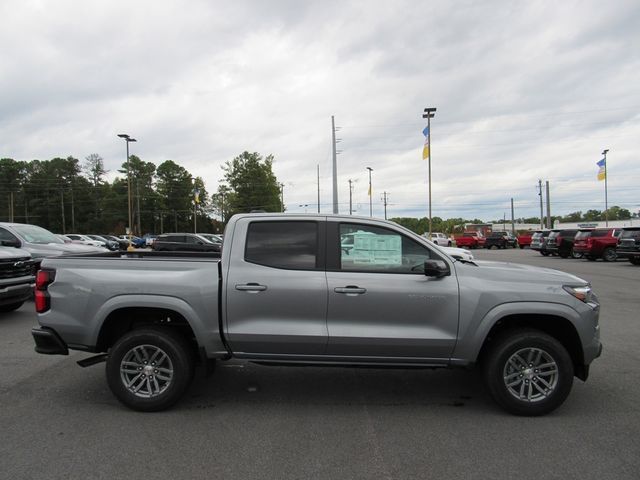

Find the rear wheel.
xmin=602 ymin=247 xmax=617 ymax=262
xmin=483 ymin=329 xmax=574 ymax=416
xmin=571 ymin=249 xmax=583 ymax=259
xmin=106 ymin=328 xmax=195 ymax=411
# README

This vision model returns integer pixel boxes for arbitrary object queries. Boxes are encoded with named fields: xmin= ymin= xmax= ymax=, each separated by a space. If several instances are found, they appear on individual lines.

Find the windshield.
xmin=620 ymin=229 xmax=640 ymax=239
xmin=12 ymin=224 xmax=64 ymax=244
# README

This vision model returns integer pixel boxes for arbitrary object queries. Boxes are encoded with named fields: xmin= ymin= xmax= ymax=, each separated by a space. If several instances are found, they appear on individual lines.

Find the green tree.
xmin=222 ymin=152 xmax=282 ymax=216
xmin=156 ymin=160 xmax=194 ymax=232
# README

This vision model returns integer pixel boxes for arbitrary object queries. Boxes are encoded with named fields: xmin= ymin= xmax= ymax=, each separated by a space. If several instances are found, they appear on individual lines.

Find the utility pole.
xmin=382 ymin=191 xmax=389 ymax=220
xmin=510 ymin=198 xmax=515 ymax=235
xmin=70 ymin=185 xmax=75 ymax=232
xmin=8 ymin=192 xmax=13 ymax=222
xmin=538 ymin=179 xmax=544 ymax=229
xmin=317 ymin=164 xmax=321 ymax=213
xmin=280 ymin=183 xmax=284 ymax=212
xmin=348 ymin=179 xmax=354 ymax=215
xmin=545 ymin=181 xmax=551 ymax=229
xmin=136 ymin=180 xmax=141 ymax=235
xmin=366 ymin=167 xmax=373 ymax=217
xmin=331 ymin=116 xmax=339 ymax=214
xmin=423 ymin=107 xmax=437 ymax=236
xmin=60 ymin=190 xmax=65 ymax=234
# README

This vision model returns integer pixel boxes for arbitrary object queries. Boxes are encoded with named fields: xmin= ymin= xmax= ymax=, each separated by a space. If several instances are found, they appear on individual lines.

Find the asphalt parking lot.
xmin=1 ymin=249 xmax=638 ymax=480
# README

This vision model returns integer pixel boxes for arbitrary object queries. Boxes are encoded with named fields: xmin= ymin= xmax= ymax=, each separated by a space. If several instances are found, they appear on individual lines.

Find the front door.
xmin=326 ymin=221 xmax=459 ymax=360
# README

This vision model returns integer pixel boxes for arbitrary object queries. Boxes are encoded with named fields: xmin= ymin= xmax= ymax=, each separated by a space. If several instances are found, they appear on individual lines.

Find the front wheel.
xmin=602 ymin=247 xmax=617 ymax=262
xmin=106 ymin=328 xmax=195 ymax=411
xmin=483 ymin=329 xmax=574 ymax=416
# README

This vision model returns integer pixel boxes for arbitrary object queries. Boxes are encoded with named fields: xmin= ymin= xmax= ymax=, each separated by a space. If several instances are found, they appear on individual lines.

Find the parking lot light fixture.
xmin=117 ymin=133 xmax=137 ymax=251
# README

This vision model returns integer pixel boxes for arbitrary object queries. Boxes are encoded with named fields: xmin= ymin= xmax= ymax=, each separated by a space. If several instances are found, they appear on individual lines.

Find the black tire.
xmin=106 ymin=328 xmax=195 ymax=412
xmin=540 ymin=251 xmax=549 ymax=256
xmin=0 ymin=301 xmax=24 ymax=312
xmin=602 ymin=247 xmax=617 ymax=262
xmin=483 ymin=329 xmax=574 ymax=416
xmin=571 ymin=249 xmax=583 ymax=259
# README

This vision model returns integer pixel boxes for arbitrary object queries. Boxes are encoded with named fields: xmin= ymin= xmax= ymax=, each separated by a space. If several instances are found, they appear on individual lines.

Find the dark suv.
xmin=617 ymin=227 xmax=640 ymax=265
xmin=152 ymin=233 xmax=221 ymax=253
xmin=484 ymin=231 xmax=518 ymax=249
xmin=546 ymin=229 xmax=581 ymax=258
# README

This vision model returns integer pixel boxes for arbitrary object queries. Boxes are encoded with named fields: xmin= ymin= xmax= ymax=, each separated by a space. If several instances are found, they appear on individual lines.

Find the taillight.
xmin=556 ymin=236 xmax=563 ymax=245
xmin=586 ymin=238 xmax=593 ymax=248
xmin=35 ymin=269 xmax=56 ymax=313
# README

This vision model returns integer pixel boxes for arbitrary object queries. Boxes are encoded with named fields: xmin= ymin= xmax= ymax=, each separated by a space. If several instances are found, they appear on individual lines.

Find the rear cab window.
xmin=245 ymin=221 xmax=321 ymax=270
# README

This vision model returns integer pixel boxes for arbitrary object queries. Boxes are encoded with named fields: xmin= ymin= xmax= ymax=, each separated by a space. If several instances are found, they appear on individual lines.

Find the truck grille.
xmin=0 ymin=257 xmax=35 ymax=279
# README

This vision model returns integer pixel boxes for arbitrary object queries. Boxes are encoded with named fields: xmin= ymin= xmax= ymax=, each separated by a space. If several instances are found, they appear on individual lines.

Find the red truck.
xmin=517 ymin=232 xmax=533 ymax=249
xmin=454 ymin=232 xmax=486 ymax=249
xmin=573 ymin=228 xmax=622 ymax=262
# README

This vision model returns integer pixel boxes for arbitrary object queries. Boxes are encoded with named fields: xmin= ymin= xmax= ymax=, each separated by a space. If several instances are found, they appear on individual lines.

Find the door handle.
xmin=235 ymin=283 xmax=267 ymax=292
xmin=334 ymin=286 xmax=367 ymax=295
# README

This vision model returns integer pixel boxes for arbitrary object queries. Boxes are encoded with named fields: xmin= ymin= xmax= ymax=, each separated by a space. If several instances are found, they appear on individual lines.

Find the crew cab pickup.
xmin=573 ymin=228 xmax=621 ymax=262
xmin=31 ymin=214 xmax=602 ymax=416
xmin=454 ymin=232 xmax=485 ymax=249
xmin=617 ymin=227 xmax=640 ymax=265
xmin=484 ymin=231 xmax=517 ymax=249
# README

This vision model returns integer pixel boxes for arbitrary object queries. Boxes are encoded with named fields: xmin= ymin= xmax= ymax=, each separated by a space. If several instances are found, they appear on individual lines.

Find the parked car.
xmin=454 ymin=232 xmax=485 ymax=249
xmin=152 ymin=233 xmax=222 ymax=253
xmin=573 ymin=228 xmax=621 ymax=262
xmin=546 ymin=229 xmax=581 ymax=258
xmin=616 ymin=227 xmax=640 ymax=265
xmin=0 ymin=222 xmax=105 ymax=268
xmin=87 ymin=235 xmax=119 ymax=251
xmin=485 ymin=231 xmax=518 ymax=249
xmin=517 ymin=232 xmax=533 ymax=249
xmin=0 ymin=246 xmax=35 ymax=312
xmin=101 ymin=235 xmax=129 ymax=251
xmin=429 ymin=232 xmax=452 ymax=247
xmin=438 ymin=245 xmax=474 ymax=261
xmin=117 ymin=235 xmax=146 ymax=248
xmin=530 ymin=231 xmax=552 ymax=256
xmin=32 ymin=213 xmax=602 ymax=415
xmin=65 ymin=234 xmax=107 ymax=248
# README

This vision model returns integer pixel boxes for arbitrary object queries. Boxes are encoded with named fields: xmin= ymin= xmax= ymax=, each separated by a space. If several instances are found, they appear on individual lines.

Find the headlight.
xmin=563 ymin=285 xmax=593 ymax=303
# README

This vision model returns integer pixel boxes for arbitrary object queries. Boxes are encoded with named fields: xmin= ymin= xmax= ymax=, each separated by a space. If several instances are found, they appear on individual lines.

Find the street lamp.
xmin=422 ymin=107 xmax=436 ymax=236
xmin=117 ymin=133 xmax=137 ymax=251
xmin=366 ymin=167 xmax=373 ymax=217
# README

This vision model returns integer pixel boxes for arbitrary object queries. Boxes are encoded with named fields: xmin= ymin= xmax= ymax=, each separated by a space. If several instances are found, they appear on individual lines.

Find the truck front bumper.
xmin=32 ymin=327 xmax=69 ymax=355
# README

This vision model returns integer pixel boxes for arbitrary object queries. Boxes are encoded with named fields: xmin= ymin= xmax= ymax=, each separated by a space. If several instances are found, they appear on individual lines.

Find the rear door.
xmin=224 ymin=219 xmax=328 ymax=355
xmin=325 ymin=220 xmax=459 ymax=360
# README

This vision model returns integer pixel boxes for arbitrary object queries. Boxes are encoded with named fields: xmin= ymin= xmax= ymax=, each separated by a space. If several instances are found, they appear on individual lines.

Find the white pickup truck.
xmin=32 ymin=214 xmax=602 ymax=415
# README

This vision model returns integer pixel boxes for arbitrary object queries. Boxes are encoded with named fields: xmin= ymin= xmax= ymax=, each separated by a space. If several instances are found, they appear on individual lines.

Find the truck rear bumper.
xmin=32 ymin=327 xmax=69 ymax=355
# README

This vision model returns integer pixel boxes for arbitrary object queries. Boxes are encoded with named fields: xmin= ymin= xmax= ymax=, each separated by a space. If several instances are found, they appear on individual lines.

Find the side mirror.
xmin=1 ymin=239 xmax=21 ymax=248
xmin=423 ymin=259 xmax=450 ymax=278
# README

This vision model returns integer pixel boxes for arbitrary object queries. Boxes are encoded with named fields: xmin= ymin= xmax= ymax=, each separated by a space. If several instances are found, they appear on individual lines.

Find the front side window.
xmin=339 ymin=223 xmax=438 ymax=274
xmin=245 ymin=221 xmax=318 ymax=270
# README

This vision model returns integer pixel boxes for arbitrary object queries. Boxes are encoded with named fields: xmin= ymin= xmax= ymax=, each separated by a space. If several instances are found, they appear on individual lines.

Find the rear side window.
xmin=245 ymin=221 xmax=319 ymax=270
xmin=575 ymin=231 xmax=592 ymax=239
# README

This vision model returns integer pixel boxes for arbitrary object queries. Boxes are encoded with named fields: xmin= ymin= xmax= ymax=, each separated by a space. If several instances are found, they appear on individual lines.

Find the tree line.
xmin=0 ymin=151 xmax=283 ymax=235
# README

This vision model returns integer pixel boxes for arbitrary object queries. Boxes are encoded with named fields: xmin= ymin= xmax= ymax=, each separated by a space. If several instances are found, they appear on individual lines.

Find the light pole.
xmin=602 ymin=149 xmax=609 ymax=227
xmin=422 ymin=107 xmax=436 ymax=236
xmin=366 ymin=167 xmax=373 ymax=217
xmin=117 ymin=133 xmax=137 ymax=251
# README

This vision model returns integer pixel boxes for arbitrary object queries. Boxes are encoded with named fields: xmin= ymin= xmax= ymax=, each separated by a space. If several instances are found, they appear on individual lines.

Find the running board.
xmin=77 ymin=353 xmax=108 ymax=368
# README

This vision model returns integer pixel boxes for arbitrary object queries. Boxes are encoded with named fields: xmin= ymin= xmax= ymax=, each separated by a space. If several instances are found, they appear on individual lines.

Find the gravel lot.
xmin=1 ymin=249 xmax=638 ymax=480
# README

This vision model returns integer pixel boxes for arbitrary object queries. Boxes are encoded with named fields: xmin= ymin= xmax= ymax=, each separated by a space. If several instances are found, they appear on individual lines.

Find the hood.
xmin=0 ymin=247 xmax=32 ymax=260
xmin=462 ymin=260 xmax=588 ymax=286
xmin=21 ymin=242 xmax=105 ymax=260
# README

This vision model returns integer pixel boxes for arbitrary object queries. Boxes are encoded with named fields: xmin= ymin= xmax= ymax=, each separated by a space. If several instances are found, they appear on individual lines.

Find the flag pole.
xmin=602 ymin=149 xmax=609 ymax=227
xmin=422 ymin=107 xmax=437 ymax=236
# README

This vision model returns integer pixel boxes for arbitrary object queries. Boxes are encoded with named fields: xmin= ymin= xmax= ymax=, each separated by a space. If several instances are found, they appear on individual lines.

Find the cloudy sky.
xmin=1 ymin=0 xmax=638 ymax=222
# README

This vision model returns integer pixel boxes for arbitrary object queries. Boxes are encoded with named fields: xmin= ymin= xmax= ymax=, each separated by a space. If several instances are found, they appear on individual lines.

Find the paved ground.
xmin=1 ymin=249 xmax=638 ymax=479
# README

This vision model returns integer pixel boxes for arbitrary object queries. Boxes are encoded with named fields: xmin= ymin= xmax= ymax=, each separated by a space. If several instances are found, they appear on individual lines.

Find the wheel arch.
xmin=476 ymin=313 xmax=586 ymax=380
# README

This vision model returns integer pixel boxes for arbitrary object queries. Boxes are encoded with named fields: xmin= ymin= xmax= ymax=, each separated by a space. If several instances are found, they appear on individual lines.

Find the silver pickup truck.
xmin=32 ymin=214 xmax=602 ymax=415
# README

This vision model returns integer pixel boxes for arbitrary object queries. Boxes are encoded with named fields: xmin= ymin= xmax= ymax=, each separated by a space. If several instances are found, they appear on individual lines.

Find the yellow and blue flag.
xmin=422 ymin=126 xmax=430 ymax=160
xmin=596 ymin=158 xmax=606 ymax=181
